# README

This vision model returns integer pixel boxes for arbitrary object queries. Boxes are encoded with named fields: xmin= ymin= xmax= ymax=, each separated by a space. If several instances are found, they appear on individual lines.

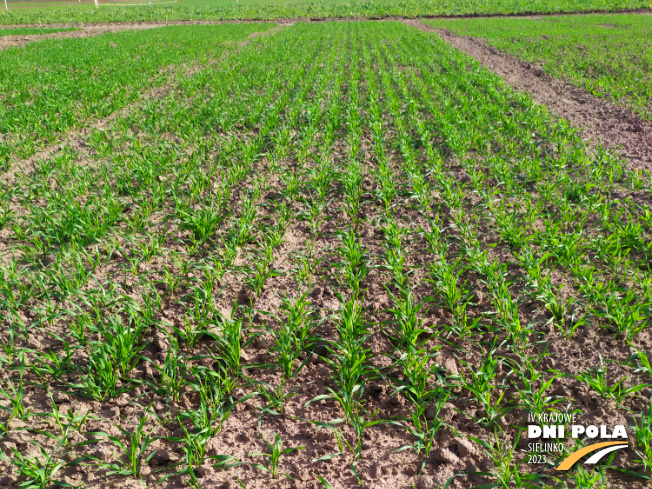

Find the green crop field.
xmin=0 ymin=23 xmax=269 ymax=164
xmin=0 ymin=14 xmax=651 ymax=489
xmin=428 ymin=13 xmax=652 ymax=120
xmin=0 ymin=0 xmax=650 ymax=25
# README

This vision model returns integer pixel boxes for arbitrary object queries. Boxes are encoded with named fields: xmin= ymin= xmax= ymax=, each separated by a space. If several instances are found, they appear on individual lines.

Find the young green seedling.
xmin=87 ymin=409 xmax=158 ymax=479
xmin=248 ymin=432 xmax=305 ymax=479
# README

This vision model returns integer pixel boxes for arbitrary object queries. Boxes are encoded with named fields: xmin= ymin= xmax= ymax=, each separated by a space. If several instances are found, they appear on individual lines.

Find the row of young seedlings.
xmin=89 ymin=33 xmax=347 ymax=487
xmin=244 ymin=42 xmax=359 ymax=480
xmin=392 ymin=29 xmax=640 ymax=350
xmin=361 ymin=40 xmax=452 ymax=476
xmin=137 ymin=30 xmax=353 ymax=485
xmin=246 ymin=34 xmax=398 ymax=481
xmin=299 ymin=28 xmax=458 ymax=480
xmin=304 ymin=39 xmax=382 ymax=481
xmin=168 ymin=56 xmax=329 ymax=486
xmin=12 ymin=27 xmax=359 ymax=488
xmin=0 ymin=21 xmax=282 ymax=480
xmin=238 ymin=25 xmax=419 ymax=481
xmin=415 ymin=25 xmax=652 ymax=362
xmin=394 ymin=32 xmax=557 ymax=487
xmin=0 ymin=29 xmax=339 ymax=488
xmin=420 ymin=29 xmax=649 ymax=346
xmin=343 ymin=27 xmax=575 ymax=487
xmin=392 ymin=27 xmax=652 ymax=484
xmin=241 ymin=42 xmax=343 ymax=455
xmin=451 ymin=109 xmax=652 ymax=476
xmin=382 ymin=37 xmax=542 ymax=486
xmin=0 ymin=25 xmax=270 ymax=165
xmin=1 ymin=39 xmax=304 ymax=402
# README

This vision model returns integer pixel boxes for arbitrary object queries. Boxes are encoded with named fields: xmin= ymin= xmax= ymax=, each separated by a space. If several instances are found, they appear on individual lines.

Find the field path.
xmin=0 ymin=19 xmax=290 ymax=50
xmin=404 ymin=19 xmax=652 ymax=171
xmin=0 ymin=23 xmax=169 ymax=49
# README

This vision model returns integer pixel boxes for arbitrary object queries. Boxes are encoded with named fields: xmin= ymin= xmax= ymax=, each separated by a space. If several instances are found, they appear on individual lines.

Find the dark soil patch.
xmin=597 ymin=22 xmax=632 ymax=28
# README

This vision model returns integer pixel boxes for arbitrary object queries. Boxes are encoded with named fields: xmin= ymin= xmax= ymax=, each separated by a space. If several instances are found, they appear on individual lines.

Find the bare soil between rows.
xmin=407 ymin=20 xmax=652 ymax=172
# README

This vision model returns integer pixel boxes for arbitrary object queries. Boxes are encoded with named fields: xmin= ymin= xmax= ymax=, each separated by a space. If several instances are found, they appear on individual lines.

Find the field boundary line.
xmin=404 ymin=19 xmax=652 ymax=171
xmin=2 ymin=18 xmax=289 ymax=29
xmin=3 ymin=8 xmax=651 ymax=30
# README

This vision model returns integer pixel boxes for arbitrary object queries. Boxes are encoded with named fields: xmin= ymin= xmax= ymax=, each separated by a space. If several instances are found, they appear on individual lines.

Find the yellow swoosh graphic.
xmin=556 ymin=442 xmax=628 ymax=471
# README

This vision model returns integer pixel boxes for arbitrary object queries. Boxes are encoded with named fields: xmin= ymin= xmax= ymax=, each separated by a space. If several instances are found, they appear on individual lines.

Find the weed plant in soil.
xmin=0 ymin=19 xmax=651 ymax=489
xmin=0 ymin=0 xmax=649 ymax=25
xmin=428 ymin=13 xmax=652 ymax=121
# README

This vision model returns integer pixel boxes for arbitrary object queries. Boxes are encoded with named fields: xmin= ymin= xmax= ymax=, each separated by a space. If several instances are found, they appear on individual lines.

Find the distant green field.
xmin=0 ymin=0 xmax=649 ymax=25
xmin=4 ymin=0 xmax=330 ymax=9
xmin=0 ymin=26 xmax=76 ymax=34
xmin=428 ymin=13 xmax=652 ymax=120
xmin=0 ymin=23 xmax=269 ymax=163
